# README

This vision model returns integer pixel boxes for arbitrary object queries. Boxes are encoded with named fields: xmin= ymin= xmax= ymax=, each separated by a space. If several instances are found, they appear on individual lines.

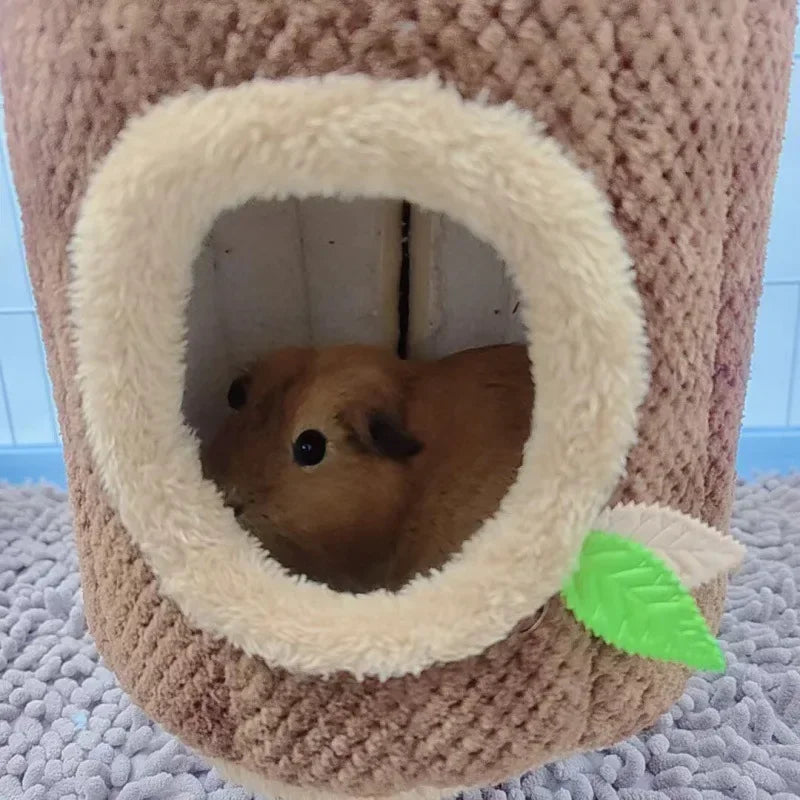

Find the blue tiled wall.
xmin=0 ymin=32 xmax=798 ymax=487
xmin=737 ymin=36 xmax=800 ymax=480
xmin=0 ymin=97 xmax=66 ymax=487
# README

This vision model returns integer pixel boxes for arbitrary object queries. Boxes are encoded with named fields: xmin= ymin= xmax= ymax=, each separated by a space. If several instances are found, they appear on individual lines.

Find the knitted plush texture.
xmin=2 ymin=477 xmax=800 ymax=800
xmin=0 ymin=1 xmax=795 ymax=796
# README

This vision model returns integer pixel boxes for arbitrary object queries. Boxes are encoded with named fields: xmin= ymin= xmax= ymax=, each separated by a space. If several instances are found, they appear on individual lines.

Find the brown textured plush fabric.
xmin=0 ymin=0 xmax=795 ymax=796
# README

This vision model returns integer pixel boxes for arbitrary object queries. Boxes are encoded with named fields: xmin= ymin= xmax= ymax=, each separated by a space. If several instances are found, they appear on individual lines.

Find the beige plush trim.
xmin=208 ymin=758 xmax=461 ymax=800
xmin=70 ymin=75 xmax=647 ymax=679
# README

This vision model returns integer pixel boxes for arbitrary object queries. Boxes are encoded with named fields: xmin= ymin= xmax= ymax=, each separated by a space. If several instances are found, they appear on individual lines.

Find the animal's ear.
xmin=341 ymin=405 xmax=423 ymax=461
xmin=367 ymin=412 xmax=423 ymax=460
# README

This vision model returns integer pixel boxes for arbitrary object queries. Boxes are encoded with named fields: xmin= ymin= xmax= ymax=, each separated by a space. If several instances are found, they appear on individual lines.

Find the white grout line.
xmin=0 ymin=361 xmax=17 ymax=446
xmin=784 ymin=286 xmax=800 ymax=426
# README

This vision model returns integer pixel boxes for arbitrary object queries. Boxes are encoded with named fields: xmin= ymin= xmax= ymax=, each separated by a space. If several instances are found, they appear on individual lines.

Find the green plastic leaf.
xmin=562 ymin=530 xmax=725 ymax=672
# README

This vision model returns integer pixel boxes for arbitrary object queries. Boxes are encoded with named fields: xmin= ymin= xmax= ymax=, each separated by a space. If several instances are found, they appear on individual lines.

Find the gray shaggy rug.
xmin=1 ymin=477 xmax=799 ymax=800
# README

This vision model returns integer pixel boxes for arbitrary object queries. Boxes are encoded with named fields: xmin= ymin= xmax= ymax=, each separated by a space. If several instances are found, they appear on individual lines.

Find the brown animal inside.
xmin=201 ymin=344 xmax=533 ymax=592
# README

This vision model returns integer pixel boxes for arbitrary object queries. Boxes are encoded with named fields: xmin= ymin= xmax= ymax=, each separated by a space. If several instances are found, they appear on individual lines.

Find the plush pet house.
xmin=0 ymin=2 xmax=795 ymax=799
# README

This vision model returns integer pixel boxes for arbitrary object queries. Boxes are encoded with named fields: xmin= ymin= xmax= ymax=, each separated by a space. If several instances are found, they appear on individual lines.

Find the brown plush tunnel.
xmin=0 ymin=2 xmax=795 ymax=799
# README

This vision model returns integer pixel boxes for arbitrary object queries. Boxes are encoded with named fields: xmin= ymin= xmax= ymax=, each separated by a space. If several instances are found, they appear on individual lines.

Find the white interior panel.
xmin=298 ymin=198 xmax=403 ymax=345
xmin=184 ymin=198 xmax=402 ymax=438
xmin=406 ymin=208 xmax=527 ymax=358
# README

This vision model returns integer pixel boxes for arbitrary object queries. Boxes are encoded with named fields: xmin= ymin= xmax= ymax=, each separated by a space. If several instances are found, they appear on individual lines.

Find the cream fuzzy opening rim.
xmin=69 ymin=75 xmax=648 ymax=680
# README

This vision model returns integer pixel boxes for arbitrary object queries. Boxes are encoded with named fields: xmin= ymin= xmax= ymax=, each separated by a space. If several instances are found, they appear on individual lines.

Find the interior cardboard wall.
xmin=407 ymin=208 xmax=527 ymax=359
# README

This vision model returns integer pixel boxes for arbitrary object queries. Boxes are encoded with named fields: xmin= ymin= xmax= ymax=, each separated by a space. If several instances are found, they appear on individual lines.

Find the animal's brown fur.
xmin=201 ymin=344 xmax=533 ymax=592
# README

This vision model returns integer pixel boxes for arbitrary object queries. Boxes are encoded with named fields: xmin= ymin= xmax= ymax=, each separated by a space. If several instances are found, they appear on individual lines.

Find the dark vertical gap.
xmin=397 ymin=201 xmax=411 ymax=359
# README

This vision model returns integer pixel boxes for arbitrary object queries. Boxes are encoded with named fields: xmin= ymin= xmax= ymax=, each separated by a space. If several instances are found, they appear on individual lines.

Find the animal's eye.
xmin=293 ymin=429 xmax=327 ymax=467
xmin=227 ymin=376 xmax=249 ymax=410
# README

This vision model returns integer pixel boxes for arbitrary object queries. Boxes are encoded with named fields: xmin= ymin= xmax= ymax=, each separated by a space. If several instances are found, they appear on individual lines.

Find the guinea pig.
xmin=201 ymin=343 xmax=533 ymax=593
